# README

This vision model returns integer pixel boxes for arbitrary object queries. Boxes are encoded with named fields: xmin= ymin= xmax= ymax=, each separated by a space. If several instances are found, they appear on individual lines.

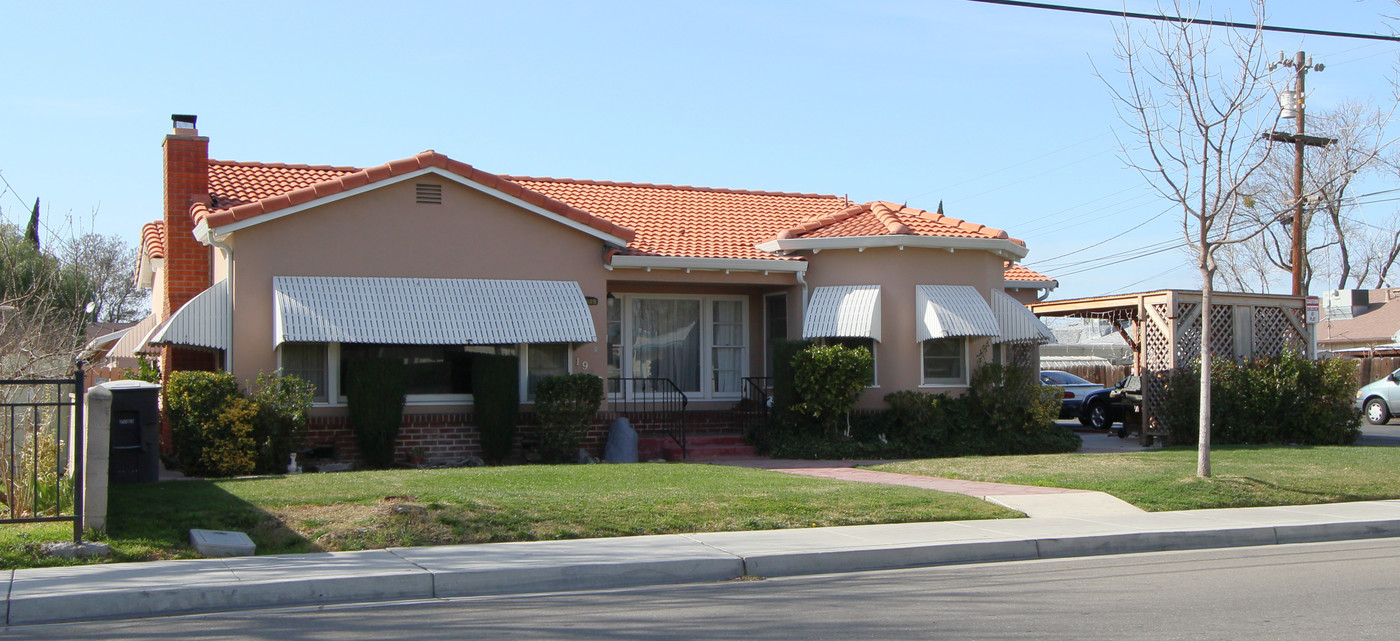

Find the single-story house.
xmin=129 ymin=115 xmax=1053 ymax=461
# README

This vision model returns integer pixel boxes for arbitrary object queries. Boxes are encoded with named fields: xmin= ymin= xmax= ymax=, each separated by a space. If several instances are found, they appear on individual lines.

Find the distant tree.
xmin=1102 ymin=0 xmax=1276 ymax=477
xmin=24 ymin=197 xmax=40 ymax=251
xmin=60 ymin=232 xmax=148 ymax=323
xmin=1229 ymin=101 xmax=1398 ymax=292
xmin=0 ymin=220 xmax=93 ymax=382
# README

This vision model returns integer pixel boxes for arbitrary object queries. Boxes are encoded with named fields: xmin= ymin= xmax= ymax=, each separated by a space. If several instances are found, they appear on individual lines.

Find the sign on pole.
xmin=1305 ymin=296 xmax=1320 ymax=324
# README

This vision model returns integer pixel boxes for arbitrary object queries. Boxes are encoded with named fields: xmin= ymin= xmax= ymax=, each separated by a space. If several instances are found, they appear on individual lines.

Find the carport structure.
xmin=1030 ymin=290 xmax=1308 ymax=445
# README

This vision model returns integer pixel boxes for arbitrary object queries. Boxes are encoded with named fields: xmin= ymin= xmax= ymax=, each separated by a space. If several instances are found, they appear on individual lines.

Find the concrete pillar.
xmin=82 ymin=386 xmax=112 ymax=532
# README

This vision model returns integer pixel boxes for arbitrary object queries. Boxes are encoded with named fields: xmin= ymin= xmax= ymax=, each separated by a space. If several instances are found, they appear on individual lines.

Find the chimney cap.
xmin=171 ymin=114 xmax=198 ymax=130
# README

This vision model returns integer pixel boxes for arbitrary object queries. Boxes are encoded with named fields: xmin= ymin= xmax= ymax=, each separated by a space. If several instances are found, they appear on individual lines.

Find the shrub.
xmin=1164 ymin=352 xmax=1361 ymax=446
xmin=769 ymin=339 xmax=812 ymax=414
xmin=199 ymin=396 xmax=259 ymax=477
xmin=791 ymin=344 xmax=875 ymax=435
xmin=534 ymin=374 xmax=603 ymax=463
xmin=473 ymin=353 xmax=520 ymax=464
xmin=122 ymin=354 xmax=161 ymax=383
xmin=344 ymin=357 xmax=406 ymax=469
xmin=165 ymin=370 xmax=242 ymax=475
xmin=251 ymin=372 xmax=314 ymax=473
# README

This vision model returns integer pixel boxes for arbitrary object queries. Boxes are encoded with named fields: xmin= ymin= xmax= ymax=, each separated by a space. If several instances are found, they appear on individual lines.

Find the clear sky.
xmin=2 ymin=1 xmax=1396 ymax=300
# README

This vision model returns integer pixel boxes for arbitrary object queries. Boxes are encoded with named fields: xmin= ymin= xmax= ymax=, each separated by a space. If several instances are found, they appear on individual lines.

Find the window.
xmin=281 ymin=341 xmax=569 ymax=405
xmin=280 ymin=342 xmax=328 ymax=403
xmin=610 ymin=294 xmax=747 ymax=399
xmin=819 ymin=337 xmax=877 ymax=386
xmin=921 ymin=337 xmax=966 ymax=385
xmin=712 ymin=300 xmax=744 ymax=393
xmin=631 ymin=298 xmax=702 ymax=392
xmin=525 ymin=343 xmax=570 ymax=400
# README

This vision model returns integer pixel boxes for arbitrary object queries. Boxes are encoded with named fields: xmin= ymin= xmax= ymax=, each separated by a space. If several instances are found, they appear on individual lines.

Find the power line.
xmin=964 ymin=0 xmax=1400 ymax=42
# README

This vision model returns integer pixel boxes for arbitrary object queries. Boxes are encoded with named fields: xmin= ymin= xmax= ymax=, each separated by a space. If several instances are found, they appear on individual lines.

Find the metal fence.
xmin=0 ymin=367 xmax=84 ymax=543
xmin=607 ymin=377 xmax=688 ymax=459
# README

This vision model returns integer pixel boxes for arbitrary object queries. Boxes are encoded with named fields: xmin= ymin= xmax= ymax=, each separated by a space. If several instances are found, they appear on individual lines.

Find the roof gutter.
xmin=607 ymin=255 xmax=808 ymax=275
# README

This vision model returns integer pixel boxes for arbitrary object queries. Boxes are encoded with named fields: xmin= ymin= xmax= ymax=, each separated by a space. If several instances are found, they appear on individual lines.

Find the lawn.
xmin=871 ymin=445 xmax=1400 ymax=512
xmin=0 ymin=463 xmax=1014 ymax=570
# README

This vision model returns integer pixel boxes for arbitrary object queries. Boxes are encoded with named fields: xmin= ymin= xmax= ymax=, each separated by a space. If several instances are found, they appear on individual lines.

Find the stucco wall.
xmin=225 ymin=177 xmax=613 ymax=395
xmin=801 ymin=246 xmax=1006 ymax=407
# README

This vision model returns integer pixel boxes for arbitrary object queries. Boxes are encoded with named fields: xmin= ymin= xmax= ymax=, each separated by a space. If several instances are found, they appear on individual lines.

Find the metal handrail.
xmin=607 ymin=377 xmax=689 ymax=459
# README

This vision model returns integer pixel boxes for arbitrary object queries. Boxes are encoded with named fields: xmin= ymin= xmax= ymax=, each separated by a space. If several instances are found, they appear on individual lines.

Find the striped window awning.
xmin=803 ymin=285 xmax=881 ymax=341
xmin=990 ymin=289 xmax=1054 ymax=344
xmin=108 ymin=314 xmax=163 ymax=359
xmin=272 ymin=277 xmax=597 ymax=348
xmin=150 ymin=280 xmax=231 ymax=351
xmin=915 ymin=285 xmax=1000 ymax=342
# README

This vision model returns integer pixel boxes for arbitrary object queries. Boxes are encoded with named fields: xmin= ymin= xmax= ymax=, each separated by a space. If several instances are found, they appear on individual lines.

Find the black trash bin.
xmin=104 ymin=380 xmax=162 ymax=484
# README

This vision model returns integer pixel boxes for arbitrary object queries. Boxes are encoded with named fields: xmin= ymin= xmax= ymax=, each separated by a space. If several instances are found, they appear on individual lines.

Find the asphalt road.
xmin=11 ymin=538 xmax=1400 ymax=640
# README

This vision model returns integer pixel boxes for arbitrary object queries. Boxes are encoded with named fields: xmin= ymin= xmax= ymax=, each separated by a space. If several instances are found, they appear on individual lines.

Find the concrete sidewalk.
xmin=9 ymin=500 xmax=1400 ymax=626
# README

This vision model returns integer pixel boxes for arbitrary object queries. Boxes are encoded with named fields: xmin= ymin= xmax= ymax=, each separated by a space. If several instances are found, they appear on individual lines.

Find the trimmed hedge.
xmin=473 ymin=353 xmax=520 ymax=464
xmin=1163 ymin=352 xmax=1360 ymax=446
xmin=345 ymin=357 xmax=407 ymax=469
xmin=791 ymin=344 xmax=874 ymax=435
xmin=534 ymin=373 xmax=604 ymax=463
xmin=751 ymin=363 xmax=1079 ymax=459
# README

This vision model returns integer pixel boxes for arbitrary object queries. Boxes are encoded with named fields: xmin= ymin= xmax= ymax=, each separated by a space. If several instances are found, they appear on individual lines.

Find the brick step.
xmin=662 ymin=443 xmax=758 ymax=462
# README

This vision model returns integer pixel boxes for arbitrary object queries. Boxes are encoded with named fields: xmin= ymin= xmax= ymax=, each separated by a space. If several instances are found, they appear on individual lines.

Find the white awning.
xmin=990 ymin=289 xmax=1054 ymax=344
xmin=150 ymin=280 xmax=231 ymax=351
xmin=803 ymin=285 xmax=881 ymax=341
xmin=273 ymin=277 xmax=597 ymax=348
xmin=915 ymin=285 xmax=1000 ymax=342
xmin=108 ymin=314 xmax=162 ymax=359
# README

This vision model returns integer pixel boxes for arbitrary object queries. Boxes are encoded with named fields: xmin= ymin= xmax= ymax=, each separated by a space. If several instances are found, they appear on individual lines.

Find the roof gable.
xmin=194 ymin=152 xmax=635 ymax=245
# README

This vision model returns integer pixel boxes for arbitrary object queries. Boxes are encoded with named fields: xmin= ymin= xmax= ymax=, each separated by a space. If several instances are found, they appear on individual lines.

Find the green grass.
xmin=0 ymin=463 xmax=1015 ymax=569
xmin=871 ymin=445 xmax=1400 ymax=512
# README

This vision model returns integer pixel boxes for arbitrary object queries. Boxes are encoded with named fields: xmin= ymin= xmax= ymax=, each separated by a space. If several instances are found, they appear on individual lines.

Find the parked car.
xmin=1040 ymin=370 xmax=1108 ymax=419
xmin=1077 ymin=375 xmax=1141 ymax=435
xmin=1356 ymin=367 xmax=1400 ymax=426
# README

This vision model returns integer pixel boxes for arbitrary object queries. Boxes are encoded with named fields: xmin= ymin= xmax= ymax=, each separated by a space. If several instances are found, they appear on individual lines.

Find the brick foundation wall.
xmin=303 ymin=409 xmax=744 ymax=466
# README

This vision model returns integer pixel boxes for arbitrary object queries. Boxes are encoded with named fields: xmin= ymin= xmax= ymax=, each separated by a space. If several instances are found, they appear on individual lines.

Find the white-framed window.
xmin=608 ymin=293 xmax=748 ymax=399
xmin=920 ymin=337 xmax=967 ymax=386
xmin=277 ymin=341 xmax=572 ymax=406
xmin=816 ymin=337 xmax=878 ymax=387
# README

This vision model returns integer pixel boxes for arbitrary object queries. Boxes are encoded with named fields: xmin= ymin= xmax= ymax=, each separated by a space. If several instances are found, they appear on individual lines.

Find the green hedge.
xmin=752 ymin=363 xmax=1079 ymax=459
xmin=473 ymin=353 xmax=520 ymax=464
xmin=165 ymin=370 xmax=314 ymax=477
xmin=345 ymin=357 xmax=407 ymax=469
xmin=534 ymin=374 xmax=604 ymax=463
xmin=1163 ymin=352 xmax=1360 ymax=446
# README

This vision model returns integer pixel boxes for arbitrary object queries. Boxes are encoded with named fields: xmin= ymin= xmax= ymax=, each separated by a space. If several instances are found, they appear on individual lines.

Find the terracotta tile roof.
xmin=141 ymin=221 xmax=165 ymax=259
xmin=195 ymin=152 xmax=635 ymax=243
xmin=1004 ymin=263 xmax=1055 ymax=283
xmin=193 ymin=155 xmax=1025 ymax=262
xmin=770 ymin=201 xmax=1022 ymax=245
xmin=506 ymin=177 xmax=846 ymax=260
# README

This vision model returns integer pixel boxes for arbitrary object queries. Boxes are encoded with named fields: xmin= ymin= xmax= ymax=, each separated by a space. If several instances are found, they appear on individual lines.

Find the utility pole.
xmin=1264 ymin=51 xmax=1332 ymax=297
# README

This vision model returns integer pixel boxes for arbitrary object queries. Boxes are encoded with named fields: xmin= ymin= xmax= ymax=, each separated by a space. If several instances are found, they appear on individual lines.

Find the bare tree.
xmin=1102 ymin=0 xmax=1276 ymax=477
xmin=1234 ymin=101 xmax=1397 ymax=291
xmin=60 ymin=233 xmax=148 ymax=323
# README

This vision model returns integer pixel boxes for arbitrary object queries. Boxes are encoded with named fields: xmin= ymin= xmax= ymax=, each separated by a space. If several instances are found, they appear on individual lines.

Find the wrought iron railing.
xmin=735 ymin=376 xmax=773 ymax=436
xmin=1 ymin=365 xmax=85 ymax=544
xmin=607 ymin=377 xmax=689 ymax=459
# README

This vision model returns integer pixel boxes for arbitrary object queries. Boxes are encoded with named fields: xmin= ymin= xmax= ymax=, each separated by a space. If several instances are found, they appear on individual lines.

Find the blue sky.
xmin=2 ymin=1 xmax=1396 ymax=299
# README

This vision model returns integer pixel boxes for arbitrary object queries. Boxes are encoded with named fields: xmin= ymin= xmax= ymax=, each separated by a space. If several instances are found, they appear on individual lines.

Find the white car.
xmin=1357 ymin=367 xmax=1400 ymax=425
xmin=1040 ymin=370 xmax=1108 ymax=420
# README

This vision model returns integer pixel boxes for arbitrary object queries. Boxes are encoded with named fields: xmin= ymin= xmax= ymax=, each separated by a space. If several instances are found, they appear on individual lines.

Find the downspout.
xmin=796 ymin=269 xmax=808 ymax=333
xmin=205 ymin=232 xmax=234 ymax=375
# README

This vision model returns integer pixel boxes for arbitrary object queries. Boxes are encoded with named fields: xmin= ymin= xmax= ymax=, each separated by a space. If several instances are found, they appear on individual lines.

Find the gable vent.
xmin=416 ymin=183 xmax=443 ymax=205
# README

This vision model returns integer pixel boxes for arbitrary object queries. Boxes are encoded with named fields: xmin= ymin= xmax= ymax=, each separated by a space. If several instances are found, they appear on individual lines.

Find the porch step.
xmin=639 ymin=435 xmax=756 ymax=462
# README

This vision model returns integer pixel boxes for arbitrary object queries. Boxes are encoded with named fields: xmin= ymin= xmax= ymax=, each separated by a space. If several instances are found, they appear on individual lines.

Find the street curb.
xmin=8 ymin=511 xmax=1400 ymax=625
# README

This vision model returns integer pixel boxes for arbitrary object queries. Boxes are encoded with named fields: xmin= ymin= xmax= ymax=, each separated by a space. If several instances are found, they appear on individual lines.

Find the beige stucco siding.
xmin=225 ymin=178 xmax=612 ymax=388
xmin=801 ymin=246 xmax=1006 ymax=407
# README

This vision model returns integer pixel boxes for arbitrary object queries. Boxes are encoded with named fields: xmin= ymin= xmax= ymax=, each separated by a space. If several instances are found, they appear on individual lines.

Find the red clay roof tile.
xmin=198 ymin=155 xmax=1023 ymax=262
xmin=141 ymin=221 xmax=166 ymax=259
xmin=1004 ymin=263 xmax=1055 ymax=282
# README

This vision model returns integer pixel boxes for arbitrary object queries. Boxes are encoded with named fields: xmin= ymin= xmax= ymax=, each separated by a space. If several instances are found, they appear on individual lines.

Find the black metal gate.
xmin=0 ymin=366 xmax=84 ymax=543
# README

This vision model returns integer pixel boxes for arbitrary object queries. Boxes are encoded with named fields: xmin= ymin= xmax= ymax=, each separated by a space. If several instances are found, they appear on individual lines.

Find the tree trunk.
xmin=1198 ymin=254 xmax=1213 ymax=478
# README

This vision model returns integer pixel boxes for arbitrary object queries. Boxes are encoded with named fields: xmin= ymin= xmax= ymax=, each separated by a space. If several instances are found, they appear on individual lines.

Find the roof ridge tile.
xmin=208 ymin=159 xmax=362 ymax=172
xmin=504 ymin=175 xmax=839 ymax=199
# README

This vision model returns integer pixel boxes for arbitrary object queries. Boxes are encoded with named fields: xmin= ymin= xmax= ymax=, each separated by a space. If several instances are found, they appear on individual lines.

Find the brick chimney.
xmin=159 ymin=115 xmax=218 ymax=378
